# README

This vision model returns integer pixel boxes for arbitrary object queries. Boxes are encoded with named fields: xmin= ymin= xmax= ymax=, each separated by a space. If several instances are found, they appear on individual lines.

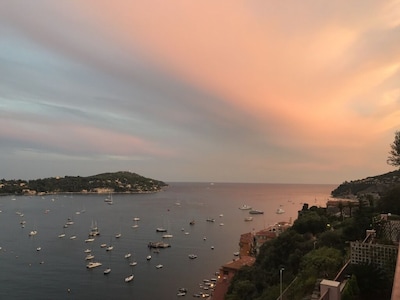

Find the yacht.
xmin=249 ymin=210 xmax=264 ymax=215
xmin=103 ymin=268 xmax=111 ymax=275
xmin=29 ymin=230 xmax=38 ymax=236
xmin=124 ymin=253 xmax=131 ymax=259
xmin=86 ymin=262 xmax=102 ymax=269
xmin=106 ymin=245 xmax=114 ymax=251
xmin=85 ymin=254 xmax=95 ymax=260
xmin=125 ymin=274 xmax=134 ymax=282
xmin=155 ymin=264 xmax=163 ymax=269
xmin=188 ymin=254 xmax=198 ymax=259
xmin=239 ymin=204 xmax=252 ymax=210
xmin=276 ymin=207 xmax=285 ymax=214
xmin=146 ymin=255 xmax=152 ymax=261
xmin=244 ymin=217 xmax=253 ymax=221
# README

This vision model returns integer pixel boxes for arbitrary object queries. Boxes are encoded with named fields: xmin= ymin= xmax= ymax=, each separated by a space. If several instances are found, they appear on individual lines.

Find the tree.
xmin=387 ymin=130 xmax=400 ymax=168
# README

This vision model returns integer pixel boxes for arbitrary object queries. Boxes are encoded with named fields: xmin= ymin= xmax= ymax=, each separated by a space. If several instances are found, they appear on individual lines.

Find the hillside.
xmin=0 ymin=171 xmax=168 ymax=195
xmin=331 ymin=170 xmax=400 ymax=198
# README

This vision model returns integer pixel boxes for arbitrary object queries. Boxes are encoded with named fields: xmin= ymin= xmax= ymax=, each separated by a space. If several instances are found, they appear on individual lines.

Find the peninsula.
xmin=0 ymin=171 xmax=168 ymax=196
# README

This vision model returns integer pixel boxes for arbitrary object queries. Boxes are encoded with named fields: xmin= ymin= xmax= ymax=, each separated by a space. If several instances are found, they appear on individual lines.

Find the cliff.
xmin=331 ymin=170 xmax=400 ymax=198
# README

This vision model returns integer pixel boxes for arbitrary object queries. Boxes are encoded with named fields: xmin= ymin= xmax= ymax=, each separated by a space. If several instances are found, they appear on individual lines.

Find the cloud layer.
xmin=0 ymin=1 xmax=399 ymax=183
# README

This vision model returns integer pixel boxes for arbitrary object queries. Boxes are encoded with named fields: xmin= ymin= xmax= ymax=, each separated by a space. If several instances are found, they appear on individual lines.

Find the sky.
xmin=0 ymin=1 xmax=399 ymax=184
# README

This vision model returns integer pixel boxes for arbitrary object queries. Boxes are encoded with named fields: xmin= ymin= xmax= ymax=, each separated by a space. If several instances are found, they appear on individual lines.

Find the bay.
xmin=0 ymin=182 xmax=336 ymax=300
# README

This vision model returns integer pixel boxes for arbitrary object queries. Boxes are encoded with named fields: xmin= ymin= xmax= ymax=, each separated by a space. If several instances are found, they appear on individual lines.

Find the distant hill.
xmin=0 ymin=171 xmax=168 ymax=195
xmin=331 ymin=170 xmax=400 ymax=198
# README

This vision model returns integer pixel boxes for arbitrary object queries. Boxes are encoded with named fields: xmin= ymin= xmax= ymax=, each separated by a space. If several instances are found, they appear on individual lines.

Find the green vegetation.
xmin=387 ymin=131 xmax=400 ymax=168
xmin=226 ymin=183 xmax=400 ymax=300
xmin=0 ymin=171 xmax=167 ymax=195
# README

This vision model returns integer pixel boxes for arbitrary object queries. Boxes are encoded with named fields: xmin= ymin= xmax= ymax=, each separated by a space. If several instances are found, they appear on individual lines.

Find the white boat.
xmin=276 ymin=207 xmax=285 ymax=214
xmin=69 ymin=235 xmax=77 ymax=240
xmin=84 ymin=249 xmax=91 ymax=253
xmin=86 ymin=261 xmax=102 ymax=269
xmin=100 ymin=243 xmax=107 ymax=248
xmin=132 ymin=220 xmax=139 ymax=228
xmin=239 ymin=204 xmax=252 ymax=210
xmin=115 ymin=233 xmax=122 ymax=238
xmin=85 ymin=238 xmax=95 ymax=243
xmin=103 ymin=268 xmax=111 ymax=275
xmin=155 ymin=264 xmax=163 ymax=269
xmin=133 ymin=217 xmax=140 ymax=221
xmin=244 ymin=217 xmax=253 ymax=222
xmin=188 ymin=254 xmax=197 ymax=259
xmin=29 ymin=230 xmax=38 ymax=236
xmin=58 ymin=233 xmax=66 ymax=238
xmin=156 ymin=227 xmax=167 ymax=232
xmin=129 ymin=261 xmax=138 ymax=266
xmin=125 ymin=274 xmax=134 ymax=282
xmin=162 ymin=234 xmax=173 ymax=238
xmin=233 ymin=252 xmax=239 ymax=256
xmin=104 ymin=193 xmax=113 ymax=204
xmin=124 ymin=253 xmax=131 ymax=259
xmin=146 ymin=255 xmax=152 ymax=260
xmin=106 ymin=245 xmax=114 ymax=251
xmin=85 ymin=254 xmax=95 ymax=260
xmin=36 ymin=247 xmax=42 ymax=251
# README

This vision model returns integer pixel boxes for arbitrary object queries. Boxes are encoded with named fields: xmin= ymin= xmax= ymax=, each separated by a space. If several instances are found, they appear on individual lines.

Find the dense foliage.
xmin=0 ymin=171 xmax=167 ymax=195
xmin=331 ymin=170 xmax=400 ymax=198
xmin=226 ymin=191 xmax=397 ymax=300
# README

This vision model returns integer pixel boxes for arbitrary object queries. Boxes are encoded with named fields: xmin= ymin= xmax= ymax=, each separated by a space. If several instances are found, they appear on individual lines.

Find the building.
xmin=239 ymin=232 xmax=254 ymax=257
xmin=211 ymin=256 xmax=256 ymax=300
xmin=350 ymin=241 xmax=398 ymax=272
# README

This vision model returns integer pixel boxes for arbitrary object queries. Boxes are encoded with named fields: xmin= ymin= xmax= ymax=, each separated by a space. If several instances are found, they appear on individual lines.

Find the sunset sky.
xmin=1 ymin=1 xmax=399 ymax=184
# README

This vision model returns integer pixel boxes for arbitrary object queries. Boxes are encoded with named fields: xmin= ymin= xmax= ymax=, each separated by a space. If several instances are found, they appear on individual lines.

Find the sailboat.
xmin=104 ymin=193 xmax=113 ymax=205
xmin=124 ymin=274 xmax=134 ymax=282
xmin=58 ymin=228 xmax=66 ymax=238
xmin=132 ymin=219 xmax=139 ymax=228
xmin=162 ymin=219 xmax=173 ymax=238
xmin=104 ymin=245 xmax=112 ymax=274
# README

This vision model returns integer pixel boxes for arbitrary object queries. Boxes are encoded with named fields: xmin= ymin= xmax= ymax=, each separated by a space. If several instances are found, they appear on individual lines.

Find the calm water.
xmin=0 ymin=183 xmax=336 ymax=300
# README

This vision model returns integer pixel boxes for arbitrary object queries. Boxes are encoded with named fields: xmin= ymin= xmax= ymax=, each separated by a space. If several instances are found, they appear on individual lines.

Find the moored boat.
xmin=239 ymin=204 xmax=252 ymax=210
xmin=124 ymin=274 xmax=134 ymax=282
xmin=86 ymin=261 xmax=102 ymax=269
xmin=276 ymin=207 xmax=285 ymax=214
xmin=249 ymin=210 xmax=264 ymax=215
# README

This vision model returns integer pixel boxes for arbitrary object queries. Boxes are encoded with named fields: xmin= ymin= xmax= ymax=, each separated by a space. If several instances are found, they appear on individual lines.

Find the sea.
xmin=0 ymin=182 xmax=336 ymax=300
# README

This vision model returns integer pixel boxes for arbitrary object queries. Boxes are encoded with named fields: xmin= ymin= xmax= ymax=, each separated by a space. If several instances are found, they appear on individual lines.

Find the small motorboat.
xmin=104 ymin=268 xmax=111 ymax=275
